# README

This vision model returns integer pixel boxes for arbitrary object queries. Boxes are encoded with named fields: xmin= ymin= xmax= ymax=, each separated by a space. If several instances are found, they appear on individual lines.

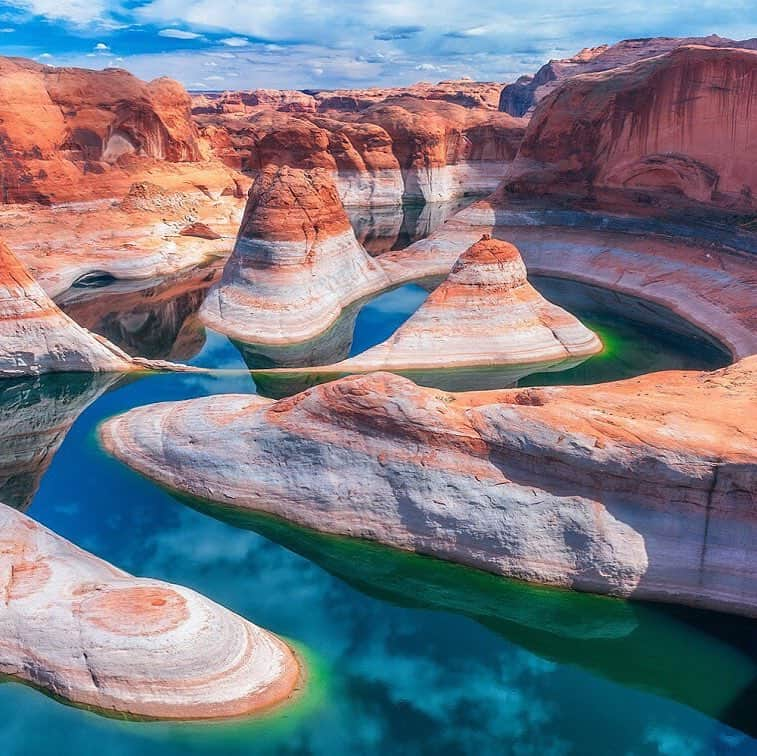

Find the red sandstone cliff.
xmin=500 ymin=45 xmax=757 ymax=215
xmin=0 ymin=57 xmax=201 ymax=203
xmin=196 ymin=95 xmax=526 ymax=204
xmin=499 ymin=34 xmax=757 ymax=116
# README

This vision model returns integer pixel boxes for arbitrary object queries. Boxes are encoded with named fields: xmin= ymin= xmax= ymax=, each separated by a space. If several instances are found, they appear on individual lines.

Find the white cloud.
xmin=0 ymin=27 xmax=16 ymax=32
xmin=94 ymin=41 xmax=109 ymax=50
xmin=158 ymin=28 xmax=203 ymax=39
xmin=38 ymin=52 xmax=52 ymax=58
xmin=220 ymin=36 xmax=249 ymax=47
xmin=3 ymin=0 xmax=111 ymax=26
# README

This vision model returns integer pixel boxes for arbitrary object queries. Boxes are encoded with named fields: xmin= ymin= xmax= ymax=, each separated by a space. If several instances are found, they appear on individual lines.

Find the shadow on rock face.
xmin=173 ymin=494 xmax=757 ymax=737
xmin=0 ymin=373 xmax=122 ymax=511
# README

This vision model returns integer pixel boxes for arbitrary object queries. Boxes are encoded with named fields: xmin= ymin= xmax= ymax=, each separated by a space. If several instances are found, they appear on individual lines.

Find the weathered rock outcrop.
xmin=502 ymin=45 xmax=757 ymax=215
xmin=258 ymin=236 xmax=601 ymax=390
xmin=1 ymin=161 xmax=247 ymax=298
xmin=102 ymin=357 xmax=757 ymax=617
xmin=196 ymin=96 xmax=526 ymax=205
xmin=0 ymin=57 xmax=201 ymax=204
xmin=0 ymin=503 xmax=300 ymax=718
xmin=200 ymin=166 xmax=389 ymax=344
xmin=498 ymin=34 xmax=757 ymax=116
xmin=0 ymin=56 xmax=248 ymax=291
xmin=0 ymin=240 xmax=135 ymax=376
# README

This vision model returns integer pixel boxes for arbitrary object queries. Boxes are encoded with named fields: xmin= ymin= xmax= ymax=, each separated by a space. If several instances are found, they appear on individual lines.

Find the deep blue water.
xmin=1 ymin=220 xmax=753 ymax=755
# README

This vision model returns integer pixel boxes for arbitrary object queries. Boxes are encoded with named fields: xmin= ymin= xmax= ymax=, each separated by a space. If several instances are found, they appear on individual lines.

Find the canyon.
xmin=0 ymin=30 xmax=755 ymax=734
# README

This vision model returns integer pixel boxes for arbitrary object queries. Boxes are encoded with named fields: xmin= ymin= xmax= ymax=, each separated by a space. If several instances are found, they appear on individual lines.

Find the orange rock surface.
xmin=196 ymin=94 xmax=526 ymax=204
xmin=200 ymin=166 xmax=389 ymax=343
xmin=0 ymin=57 xmax=201 ymax=204
xmin=502 ymin=45 xmax=757 ymax=215
xmin=499 ymin=34 xmax=757 ymax=116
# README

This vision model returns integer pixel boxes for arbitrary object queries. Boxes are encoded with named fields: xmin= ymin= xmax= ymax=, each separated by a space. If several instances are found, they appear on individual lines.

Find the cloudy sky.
xmin=0 ymin=0 xmax=755 ymax=90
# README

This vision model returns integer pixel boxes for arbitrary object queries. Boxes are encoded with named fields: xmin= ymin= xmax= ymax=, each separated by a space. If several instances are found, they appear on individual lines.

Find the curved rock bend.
xmin=502 ymin=45 xmax=757 ymax=215
xmin=102 ymin=358 xmax=757 ymax=617
xmin=256 ymin=236 xmax=601 ymax=391
xmin=0 ymin=241 xmax=135 ymax=376
xmin=0 ymin=503 xmax=300 ymax=719
xmin=200 ymin=166 xmax=390 ymax=344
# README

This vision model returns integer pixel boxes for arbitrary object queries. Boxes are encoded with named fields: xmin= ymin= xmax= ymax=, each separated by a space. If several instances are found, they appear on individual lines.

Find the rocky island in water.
xmin=0 ymin=11 xmax=755 ymax=756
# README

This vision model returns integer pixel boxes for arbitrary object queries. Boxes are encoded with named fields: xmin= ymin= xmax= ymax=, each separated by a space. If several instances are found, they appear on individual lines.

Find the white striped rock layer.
xmin=0 ymin=503 xmax=301 ymax=719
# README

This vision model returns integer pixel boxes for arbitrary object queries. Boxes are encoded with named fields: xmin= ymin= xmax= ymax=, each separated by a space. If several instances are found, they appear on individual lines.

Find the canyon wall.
xmin=196 ymin=90 xmax=526 ymax=205
xmin=501 ymin=45 xmax=757 ymax=215
xmin=0 ymin=57 xmax=202 ymax=204
xmin=499 ymin=34 xmax=757 ymax=116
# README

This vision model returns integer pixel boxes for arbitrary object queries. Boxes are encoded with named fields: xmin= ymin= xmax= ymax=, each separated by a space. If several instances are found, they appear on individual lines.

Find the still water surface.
xmin=1 ymin=205 xmax=753 ymax=755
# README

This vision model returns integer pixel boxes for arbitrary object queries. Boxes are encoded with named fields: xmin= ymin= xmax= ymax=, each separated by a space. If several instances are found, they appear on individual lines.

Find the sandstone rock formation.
xmin=1 ymin=161 xmax=247 ymax=298
xmin=0 ymin=240 xmax=135 ymax=376
xmin=0 ymin=57 xmax=201 ymax=204
xmin=258 ymin=236 xmax=601 ymax=391
xmin=102 ymin=357 xmax=757 ymax=618
xmin=0 ymin=56 xmax=248 ymax=292
xmin=200 ymin=166 xmax=389 ymax=344
xmin=196 ymin=96 xmax=526 ymax=205
xmin=501 ymin=45 xmax=757 ymax=215
xmin=0 ymin=503 xmax=300 ymax=718
xmin=498 ymin=34 xmax=757 ymax=116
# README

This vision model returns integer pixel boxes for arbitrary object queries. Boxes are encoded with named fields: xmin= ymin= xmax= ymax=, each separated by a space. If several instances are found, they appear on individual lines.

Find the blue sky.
xmin=0 ymin=0 xmax=755 ymax=90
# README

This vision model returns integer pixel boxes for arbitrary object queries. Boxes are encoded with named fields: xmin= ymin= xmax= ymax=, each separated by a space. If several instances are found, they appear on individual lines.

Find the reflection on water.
xmin=4 ymin=201 xmax=751 ymax=754
xmin=4 ymin=362 xmax=755 ymax=755
xmin=56 ymin=263 xmax=223 ymax=361
xmin=0 ymin=373 xmax=120 ymax=511
xmin=348 ymin=197 xmax=476 ymax=256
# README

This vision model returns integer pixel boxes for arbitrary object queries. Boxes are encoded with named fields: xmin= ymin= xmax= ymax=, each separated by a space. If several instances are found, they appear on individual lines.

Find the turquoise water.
xmin=3 ymin=275 xmax=753 ymax=755
xmin=3 ymin=208 xmax=752 ymax=755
